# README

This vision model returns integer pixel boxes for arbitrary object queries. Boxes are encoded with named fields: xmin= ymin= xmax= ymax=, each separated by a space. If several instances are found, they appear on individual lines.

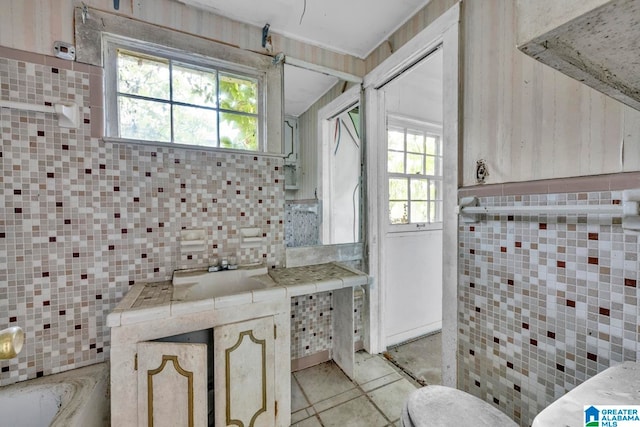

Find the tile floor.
xmin=384 ymin=332 xmax=442 ymax=386
xmin=291 ymin=351 xmax=419 ymax=426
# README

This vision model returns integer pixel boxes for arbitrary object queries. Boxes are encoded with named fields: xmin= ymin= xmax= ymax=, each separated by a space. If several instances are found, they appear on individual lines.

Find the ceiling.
xmin=176 ymin=0 xmax=433 ymax=117
xmin=176 ymin=0 xmax=432 ymax=59
xmin=284 ymin=64 xmax=339 ymax=117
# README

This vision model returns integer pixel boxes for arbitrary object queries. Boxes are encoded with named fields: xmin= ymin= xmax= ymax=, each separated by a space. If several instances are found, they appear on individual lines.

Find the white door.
xmin=380 ymin=49 xmax=444 ymax=346
xmin=385 ymin=232 xmax=443 ymax=345
xmin=213 ymin=316 xmax=276 ymax=427
xmin=137 ymin=341 xmax=208 ymax=427
xmin=363 ymin=3 xmax=460 ymax=384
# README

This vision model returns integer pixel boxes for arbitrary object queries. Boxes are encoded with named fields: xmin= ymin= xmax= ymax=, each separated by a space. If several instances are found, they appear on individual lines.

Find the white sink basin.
xmin=172 ymin=267 xmax=276 ymax=301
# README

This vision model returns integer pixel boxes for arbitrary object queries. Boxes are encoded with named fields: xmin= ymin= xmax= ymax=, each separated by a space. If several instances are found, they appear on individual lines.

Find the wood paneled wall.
xmin=4 ymin=0 xmax=640 ymax=189
xmin=367 ymin=0 xmax=640 ymax=186
xmin=461 ymin=0 xmax=640 ymax=186
xmin=364 ymin=0 xmax=458 ymax=72
xmin=0 ymin=0 xmax=364 ymax=75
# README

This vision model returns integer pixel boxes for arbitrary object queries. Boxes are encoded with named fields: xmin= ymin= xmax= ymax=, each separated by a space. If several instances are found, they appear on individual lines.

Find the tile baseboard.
xmin=291 ymin=350 xmax=331 ymax=372
xmin=291 ymin=341 xmax=366 ymax=372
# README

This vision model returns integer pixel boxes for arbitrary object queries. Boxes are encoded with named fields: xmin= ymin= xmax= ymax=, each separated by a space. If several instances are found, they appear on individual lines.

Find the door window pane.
xmin=430 ymin=180 xmax=442 ymax=201
xmin=389 ymin=201 xmax=408 ymax=224
xmin=387 ymin=119 xmax=443 ymax=226
xmin=425 ymin=155 xmax=436 ymax=175
xmin=410 ymin=179 xmax=429 ymax=200
xmin=388 ymin=130 xmax=405 ymax=151
xmin=430 ymin=201 xmax=442 ymax=222
xmin=407 ymin=154 xmax=424 ymax=174
xmin=388 ymin=151 xmax=405 ymax=174
xmin=389 ymin=178 xmax=408 ymax=200
xmin=411 ymin=201 xmax=429 ymax=223
xmin=426 ymin=136 xmax=438 ymax=155
xmin=406 ymin=133 xmax=424 ymax=153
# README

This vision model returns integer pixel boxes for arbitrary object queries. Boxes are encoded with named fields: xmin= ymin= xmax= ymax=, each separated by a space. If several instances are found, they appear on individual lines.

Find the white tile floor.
xmin=291 ymin=351 xmax=419 ymax=426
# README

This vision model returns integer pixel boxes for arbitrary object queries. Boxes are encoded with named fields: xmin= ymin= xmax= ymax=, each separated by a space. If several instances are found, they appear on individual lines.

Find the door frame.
xmin=363 ymin=2 xmax=460 ymax=387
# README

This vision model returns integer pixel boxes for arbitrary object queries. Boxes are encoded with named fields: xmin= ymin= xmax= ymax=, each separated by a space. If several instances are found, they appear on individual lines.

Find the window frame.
xmin=103 ymin=34 xmax=267 ymax=152
xmin=386 ymin=114 xmax=443 ymax=232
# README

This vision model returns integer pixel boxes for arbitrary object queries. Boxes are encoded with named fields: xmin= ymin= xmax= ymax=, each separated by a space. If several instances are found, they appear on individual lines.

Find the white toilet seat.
xmin=401 ymin=385 xmax=518 ymax=427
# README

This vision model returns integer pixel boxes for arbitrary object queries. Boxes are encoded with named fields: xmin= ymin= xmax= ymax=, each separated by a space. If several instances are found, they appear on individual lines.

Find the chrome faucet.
xmin=0 ymin=326 xmax=24 ymax=360
xmin=208 ymin=256 xmax=237 ymax=272
xmin=208 ymin=256 xmax=223 ymax=272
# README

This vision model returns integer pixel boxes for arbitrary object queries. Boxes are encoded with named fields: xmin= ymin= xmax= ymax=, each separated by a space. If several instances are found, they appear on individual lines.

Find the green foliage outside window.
xmin=116 ymin=49 xmax=259 ymax=150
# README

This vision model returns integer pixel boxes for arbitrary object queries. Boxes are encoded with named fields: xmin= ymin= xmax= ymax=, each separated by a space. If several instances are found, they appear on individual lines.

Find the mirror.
xmin=283 ymin=61 xmax=363 ymax=249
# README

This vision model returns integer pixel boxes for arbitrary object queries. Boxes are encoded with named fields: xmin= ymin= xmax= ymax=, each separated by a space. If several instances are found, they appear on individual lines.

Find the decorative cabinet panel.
xmin=214 ymin=316 xmax=276 ymax=427
xmin=109 ymin=294 xmax=290 ymax=426
xmin=284 ymin=116 xmax=299 ymax=190
xmin=137 ymin=341 xmax=208 ymax=427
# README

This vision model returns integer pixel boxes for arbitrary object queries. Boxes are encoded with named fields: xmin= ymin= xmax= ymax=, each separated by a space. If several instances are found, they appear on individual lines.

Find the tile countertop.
xmin=107 ymin=262 xmax=369 ymax=327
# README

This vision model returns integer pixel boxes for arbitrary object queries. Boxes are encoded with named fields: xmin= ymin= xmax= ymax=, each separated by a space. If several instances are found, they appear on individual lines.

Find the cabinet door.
xmin=214 ymin=317 xmax=276 ymax=427
xmin=137 ymin=342 xmax=208 ymax=427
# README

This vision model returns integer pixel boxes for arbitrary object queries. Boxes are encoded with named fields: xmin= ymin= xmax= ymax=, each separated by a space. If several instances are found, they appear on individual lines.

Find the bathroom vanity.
xmin=107 ymin=262 xmax=369 ymax=427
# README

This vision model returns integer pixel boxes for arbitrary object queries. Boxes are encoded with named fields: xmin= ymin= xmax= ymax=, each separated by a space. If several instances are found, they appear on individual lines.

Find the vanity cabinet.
xmin=108 ymin=263 xmax=369 ymax=427
xmin=134 ymin=316 xmax=279 ymax=427
xmin=214 ymin=316 xmax=277 ymax=427
xmin=109 ymin=293 xmax=291 ymax=427
xmin=136 ymin=341 xmax=208 ymax=426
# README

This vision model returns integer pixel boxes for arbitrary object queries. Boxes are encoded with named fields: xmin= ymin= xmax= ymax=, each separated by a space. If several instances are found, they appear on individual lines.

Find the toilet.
xmin=400 ymin=385 xmax=518 ymax=427
xmin=402 ymin=362 xmax=640 ymax=426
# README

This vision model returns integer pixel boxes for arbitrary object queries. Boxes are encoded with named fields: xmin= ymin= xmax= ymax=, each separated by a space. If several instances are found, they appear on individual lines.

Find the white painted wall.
xmin=328 ymin=111 xmax=361 ymax=244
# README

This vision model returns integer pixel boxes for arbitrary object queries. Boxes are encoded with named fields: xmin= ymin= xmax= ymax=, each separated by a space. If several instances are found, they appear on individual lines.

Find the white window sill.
xmin=101 ymin=137 xmax=286 ymax=159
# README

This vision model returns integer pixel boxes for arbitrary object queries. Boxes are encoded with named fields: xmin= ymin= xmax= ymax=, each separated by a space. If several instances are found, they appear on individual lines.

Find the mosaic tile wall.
xmin=458 ymin=191 xmax=639 ymax=426
xmin=284 ymin=200 xmax=320 ymax=247
xmin=290 ymin=291 xmax=365 ymax=360
xmin=291 ymin=292 xmax=332 ymax=360
xmin=0 ymin=54 xmax=285 ymax=386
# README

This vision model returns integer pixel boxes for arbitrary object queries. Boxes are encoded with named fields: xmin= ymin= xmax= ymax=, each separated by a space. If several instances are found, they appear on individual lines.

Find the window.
xmin=105 ymin=38 xmax=263 ymax=151
xmin=387 ymin=117 xmax=443 ymax=228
